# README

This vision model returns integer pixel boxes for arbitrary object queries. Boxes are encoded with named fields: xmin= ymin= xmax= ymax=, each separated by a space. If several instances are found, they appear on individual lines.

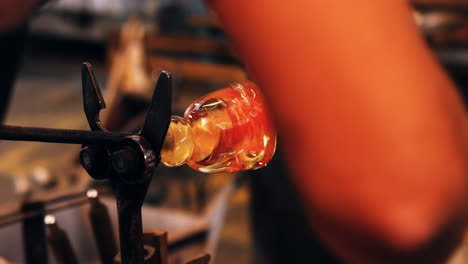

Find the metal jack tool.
xmin=0 ymin=63 xmax=212 ymax=264
xmin=0 ymin=62 xmax=172 ymax=264
xmin=79 ymin=62 xmax=171 ymax=264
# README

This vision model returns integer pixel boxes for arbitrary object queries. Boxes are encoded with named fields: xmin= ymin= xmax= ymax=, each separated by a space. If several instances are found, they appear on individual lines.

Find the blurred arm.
xmin=208 ymin=1 xmax=468 ymax=263
xmin=0 ymin=0 xmax=45 ymax=31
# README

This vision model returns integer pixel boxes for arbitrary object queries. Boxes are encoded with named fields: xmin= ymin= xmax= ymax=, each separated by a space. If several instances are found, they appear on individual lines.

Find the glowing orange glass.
xmin=160 ymin=81 xmax=276 ymax=173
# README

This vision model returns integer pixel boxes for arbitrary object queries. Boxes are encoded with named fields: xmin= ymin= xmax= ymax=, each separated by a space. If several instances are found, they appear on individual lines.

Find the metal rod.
xmin=0 ymin=197 xmax=89 ymax=227
xmin=117 ymin=200 xmax=145 ymax=264
xmin=21 ymin=201 xmax=48 ymax=264
xmin=0 ymin=125 xmax=135 ymax=145
xmin=0 ymin=190 xmax=96 ymax=225
xmin=45 ymin=215 xmax=79 ymax=264
xmin=88 ymin=189 xmax=118 ymax=264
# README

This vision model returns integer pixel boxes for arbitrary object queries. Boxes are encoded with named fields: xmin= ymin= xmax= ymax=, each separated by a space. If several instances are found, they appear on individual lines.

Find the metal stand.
xmin=79 ymin=63 xmax=171 ymax=264
xmin=0 ymin=62 xmax=211 ymax=264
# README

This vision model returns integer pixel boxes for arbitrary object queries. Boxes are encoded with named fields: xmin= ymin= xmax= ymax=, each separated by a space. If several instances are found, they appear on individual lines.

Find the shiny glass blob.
xmin=160 ymin=116 xmax=194 ymax=167
xmin=160 ymin=81 xmax=277 ymax=173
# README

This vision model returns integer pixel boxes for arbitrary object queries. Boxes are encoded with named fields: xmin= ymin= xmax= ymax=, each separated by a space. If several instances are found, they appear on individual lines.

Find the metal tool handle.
xmin=88 ymin=189 xmax=118 ymax=264
xmin=117 ymin=200 xmax=145 ymax=264
xmin=0 ymin=125 xmax=134 ymax=144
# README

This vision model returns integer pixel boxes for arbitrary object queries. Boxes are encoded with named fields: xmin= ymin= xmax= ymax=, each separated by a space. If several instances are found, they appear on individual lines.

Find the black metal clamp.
xmin=0 ymin=62 xmax=213 ymax=264
xmin=79 ymin=63 xmax=172 ymax=264
xmin=0 ymin=62 xmax=172 ymax=264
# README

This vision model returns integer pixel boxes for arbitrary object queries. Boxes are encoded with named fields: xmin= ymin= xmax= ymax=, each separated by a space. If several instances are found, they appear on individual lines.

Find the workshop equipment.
xmin=0 ymin=63 xmax=211 ymax=264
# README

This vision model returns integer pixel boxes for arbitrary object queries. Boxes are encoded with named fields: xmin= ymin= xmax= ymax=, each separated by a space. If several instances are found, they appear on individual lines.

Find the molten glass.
xmin=161 ymin=81 xmax=277 ymax=173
